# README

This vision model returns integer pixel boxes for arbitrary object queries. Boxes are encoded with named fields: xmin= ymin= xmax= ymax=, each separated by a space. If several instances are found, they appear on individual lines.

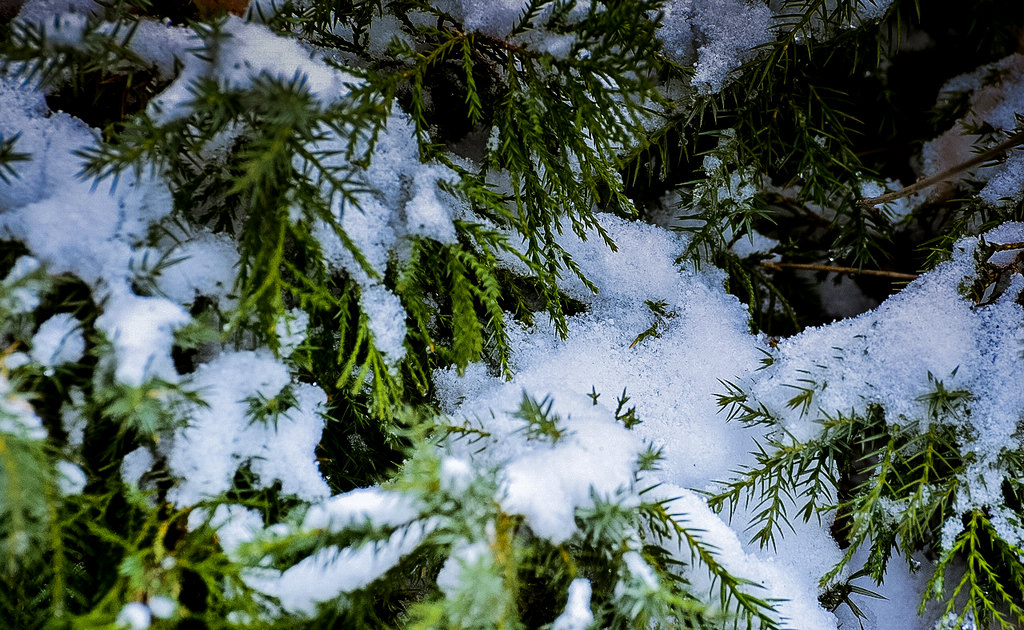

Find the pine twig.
xmin=859 ymin=131 xmax=1024 ymax=207
xmin=760 ymin=261 xmax=918 ymax=280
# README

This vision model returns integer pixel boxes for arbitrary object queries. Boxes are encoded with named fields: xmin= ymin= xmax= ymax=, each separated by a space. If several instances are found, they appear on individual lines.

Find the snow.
xmin=446 ymin=0 xmax=530 ymax=39
xmin=61 ymin=389 xmax=86 ymax=449
xmin=439 ymin=456 xmax=473 ymax=493
xmin=0 ymin=371 xmax=46 ymax=440
xmin=195 ymin=503 xmax=265 ymax=558
xmin=1 ymin=256 xmax=44 ymax=314
xmin=120 ymin=19 xmax=195 ymax=81
xmin=658 ymin=0 xmax=896 ymax=94
xmin=147 ymin=596 xmax=176 ymax=620
xmin=440 ymin=214 xmax=766 ymax=492
xmin=860 ymin=178 xmax=916 ymax=221
xmin=115 ymin=602 xmax=151 ymax=630
xmin=364 ymin=13 xmax=415 ymax=58
xmin=30 ymin=312 xmax=84 ymax=368
xmin=120 ymin=447 xmax=154 ymax=488
xmin=658 ymin=0 xmax=775 ymax=93
xmin=658 ymin=485 xmax=842 ymax=628
xmin=305 ymin=108 xmax=470 ymax=363
xmin=981 ymin=150 xmax=1024 ymax=206
xmin=56 ymin=459 xmax=87 ymax=494
xmin=691 ymin=0 xmax=774 ymax=94
xmin=551 ymin=578 xmax=594 ymax=630
xmin=922 ymin=54 xmax=1024 ymax=203
xmin=312 ymin=110 xmax=462 ymax=285
xmin=435 ymin=540 xmax=491 ymax=597
xmin=25 ymin=11 xmax=90 ymax=49
xmin=165 ymin=350 xmax=329 ymax=506
xmin=95 ymin=294 xmax=190 ymax=386
xmin=274 ymin=309 xmax=308 ymax=356
xmin=301 ymin=488 xmax=420 ymax=532
xmin=147 ymin=16 xmax=361 ymax=124
xmin=431 ymin=212 xmax=847 ymax=628
xmin=731 ymin=228 xmax=780 ymax=260
xmin=498 ymin=396 xmax=644 ymax=542
xmin=245 ymin=521 xmax=432 ymax=616
xmin=407 ymin=169 xmax=459 ymax=245
xmin=359 ymin=283 xmax=407 ymax=360
xmin=13 ymin=0 xmax=100 ymax=24
xmin=746 ymin=227 xmax=1024 ymax=463
xmin=622 ymin=550 xmax=659 ymax=589
xmin=0 ymin=72 xmax=199 ymax=388
xmin=152 ymin=227 xmax=239 ymax=307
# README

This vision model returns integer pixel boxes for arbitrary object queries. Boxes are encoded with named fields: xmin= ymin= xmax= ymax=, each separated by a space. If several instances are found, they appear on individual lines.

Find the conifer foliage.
xmin=2 ymin=0 xmax=1024 ymax=628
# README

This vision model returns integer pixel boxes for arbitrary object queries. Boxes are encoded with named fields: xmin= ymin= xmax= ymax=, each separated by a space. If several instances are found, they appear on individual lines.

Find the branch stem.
xmin=761 ymin=261 xmax=918 ymax=280
xmin=858 ymin=130 xmax=1024 ymax=207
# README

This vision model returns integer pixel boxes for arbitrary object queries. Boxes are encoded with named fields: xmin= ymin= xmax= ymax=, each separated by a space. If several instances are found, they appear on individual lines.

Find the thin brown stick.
xmin=989 ymin=240 xmax=1024 ymax=251
xmin=859 ymin=130 xmax=1024 ymax=207
xmin=761 ymin=261 xmax=919 ymax=280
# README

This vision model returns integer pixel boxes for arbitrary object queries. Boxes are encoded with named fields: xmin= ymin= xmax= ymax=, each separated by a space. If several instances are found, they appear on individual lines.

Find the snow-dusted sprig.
xmin=715 ymin=364 xmax=1024 ymax=627
xmin=225 ymin=398 xmax=783 ymax=627
xmin=340 ymin=0 xmax=665 ymax=335
xmin=639 ymin=498 xmax=783 ymax=629
xmin=927 ymin=510 xmax=1024 ymax=630
xmin=1 ymin=10 xmax=148 ymax=92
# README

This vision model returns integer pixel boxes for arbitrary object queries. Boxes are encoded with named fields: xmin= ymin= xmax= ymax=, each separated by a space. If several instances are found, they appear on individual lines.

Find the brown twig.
xmin=761 ymin=261 xmax=919 ymax=280
xmin=858 ymin=130 xmax=1024 ymax=207
xmin=988 ymin=240 xmax=1024 ymax=251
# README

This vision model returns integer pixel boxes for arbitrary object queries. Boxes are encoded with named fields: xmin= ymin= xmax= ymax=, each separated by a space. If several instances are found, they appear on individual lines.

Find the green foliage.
xmin=711 ymin=364 xmax=1024 ymax=627
xmin=513 ymin=392 xmax=568 ymax=443
xmin=230 ymin=404 xmax=783 ymax=629
xmin=0 ymin=393 xmax=53 ymax=570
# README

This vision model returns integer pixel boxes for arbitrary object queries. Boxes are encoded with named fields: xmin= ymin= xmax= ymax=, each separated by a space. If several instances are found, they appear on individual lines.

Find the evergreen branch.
xmin=645 ymin=501 xmax=782 ymax=629
xmin=930 ymin=510 xmax=1024 ymax=629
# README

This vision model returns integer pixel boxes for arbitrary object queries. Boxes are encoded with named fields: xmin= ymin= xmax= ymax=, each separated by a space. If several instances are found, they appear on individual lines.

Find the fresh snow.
xmin=146 ymin=16 xmax=361 ymax=124
xmin=166 ymin=350 xmax=330 ymax=506
xmin=551 ymin=578 xmax=594 ymax=630
xmin=115 ymin=602 xmax=151 ymax=630
xmin=244 ymin=521 xmax=433 ymax=616
xmin=30 ymin=312 xmax=84 ymax=368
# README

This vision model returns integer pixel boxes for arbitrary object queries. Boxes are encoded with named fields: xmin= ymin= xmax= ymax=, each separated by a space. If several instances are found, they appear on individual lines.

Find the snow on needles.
xmin=166 ymin=351 xmax=329 ymax=507
xmin=432 ymin=213 xmax=855 ymax=628
xmin=746 ymin=225 xmax=1024 ymax=507
xmin=658 ymin=0 xmax=774 ymax=93
xmin=147 ymin=16 xmax=361 ymax=124
xmin=30 ymin=313 xmax=85 ymax=368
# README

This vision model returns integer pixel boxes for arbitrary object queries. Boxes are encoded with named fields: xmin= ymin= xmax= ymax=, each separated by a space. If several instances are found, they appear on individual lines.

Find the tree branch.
xmin=761 ymin=261 xmax=919 ymax=280
xmin=858 ymin=130 xmax=1024 ymax=207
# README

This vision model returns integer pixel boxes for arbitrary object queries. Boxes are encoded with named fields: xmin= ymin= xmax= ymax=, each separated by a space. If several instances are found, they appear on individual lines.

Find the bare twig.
xmin=988 ymin=240 xmax=1024 ymax=251
xmin=761 ymin=261 xmax=919 ymax=280
xmin=859 ymin=130 xmax=1024 ymax=207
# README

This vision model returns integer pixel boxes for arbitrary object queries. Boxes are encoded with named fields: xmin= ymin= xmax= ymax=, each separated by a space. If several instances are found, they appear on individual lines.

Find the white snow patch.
xmin=245 ymin=521 xmax=431 ymax=616
xmin=551 ymin=578 xmax=594 ymax=630
xmin=30 ymin=313 xmax=85 ymax=368
xmin=115 ymin=602 xmax=151 ymax=630
xmin=165 ymin=351 xmax=329 ymax=506
xmin=301 ymin=488 xmax=420 ymax=532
